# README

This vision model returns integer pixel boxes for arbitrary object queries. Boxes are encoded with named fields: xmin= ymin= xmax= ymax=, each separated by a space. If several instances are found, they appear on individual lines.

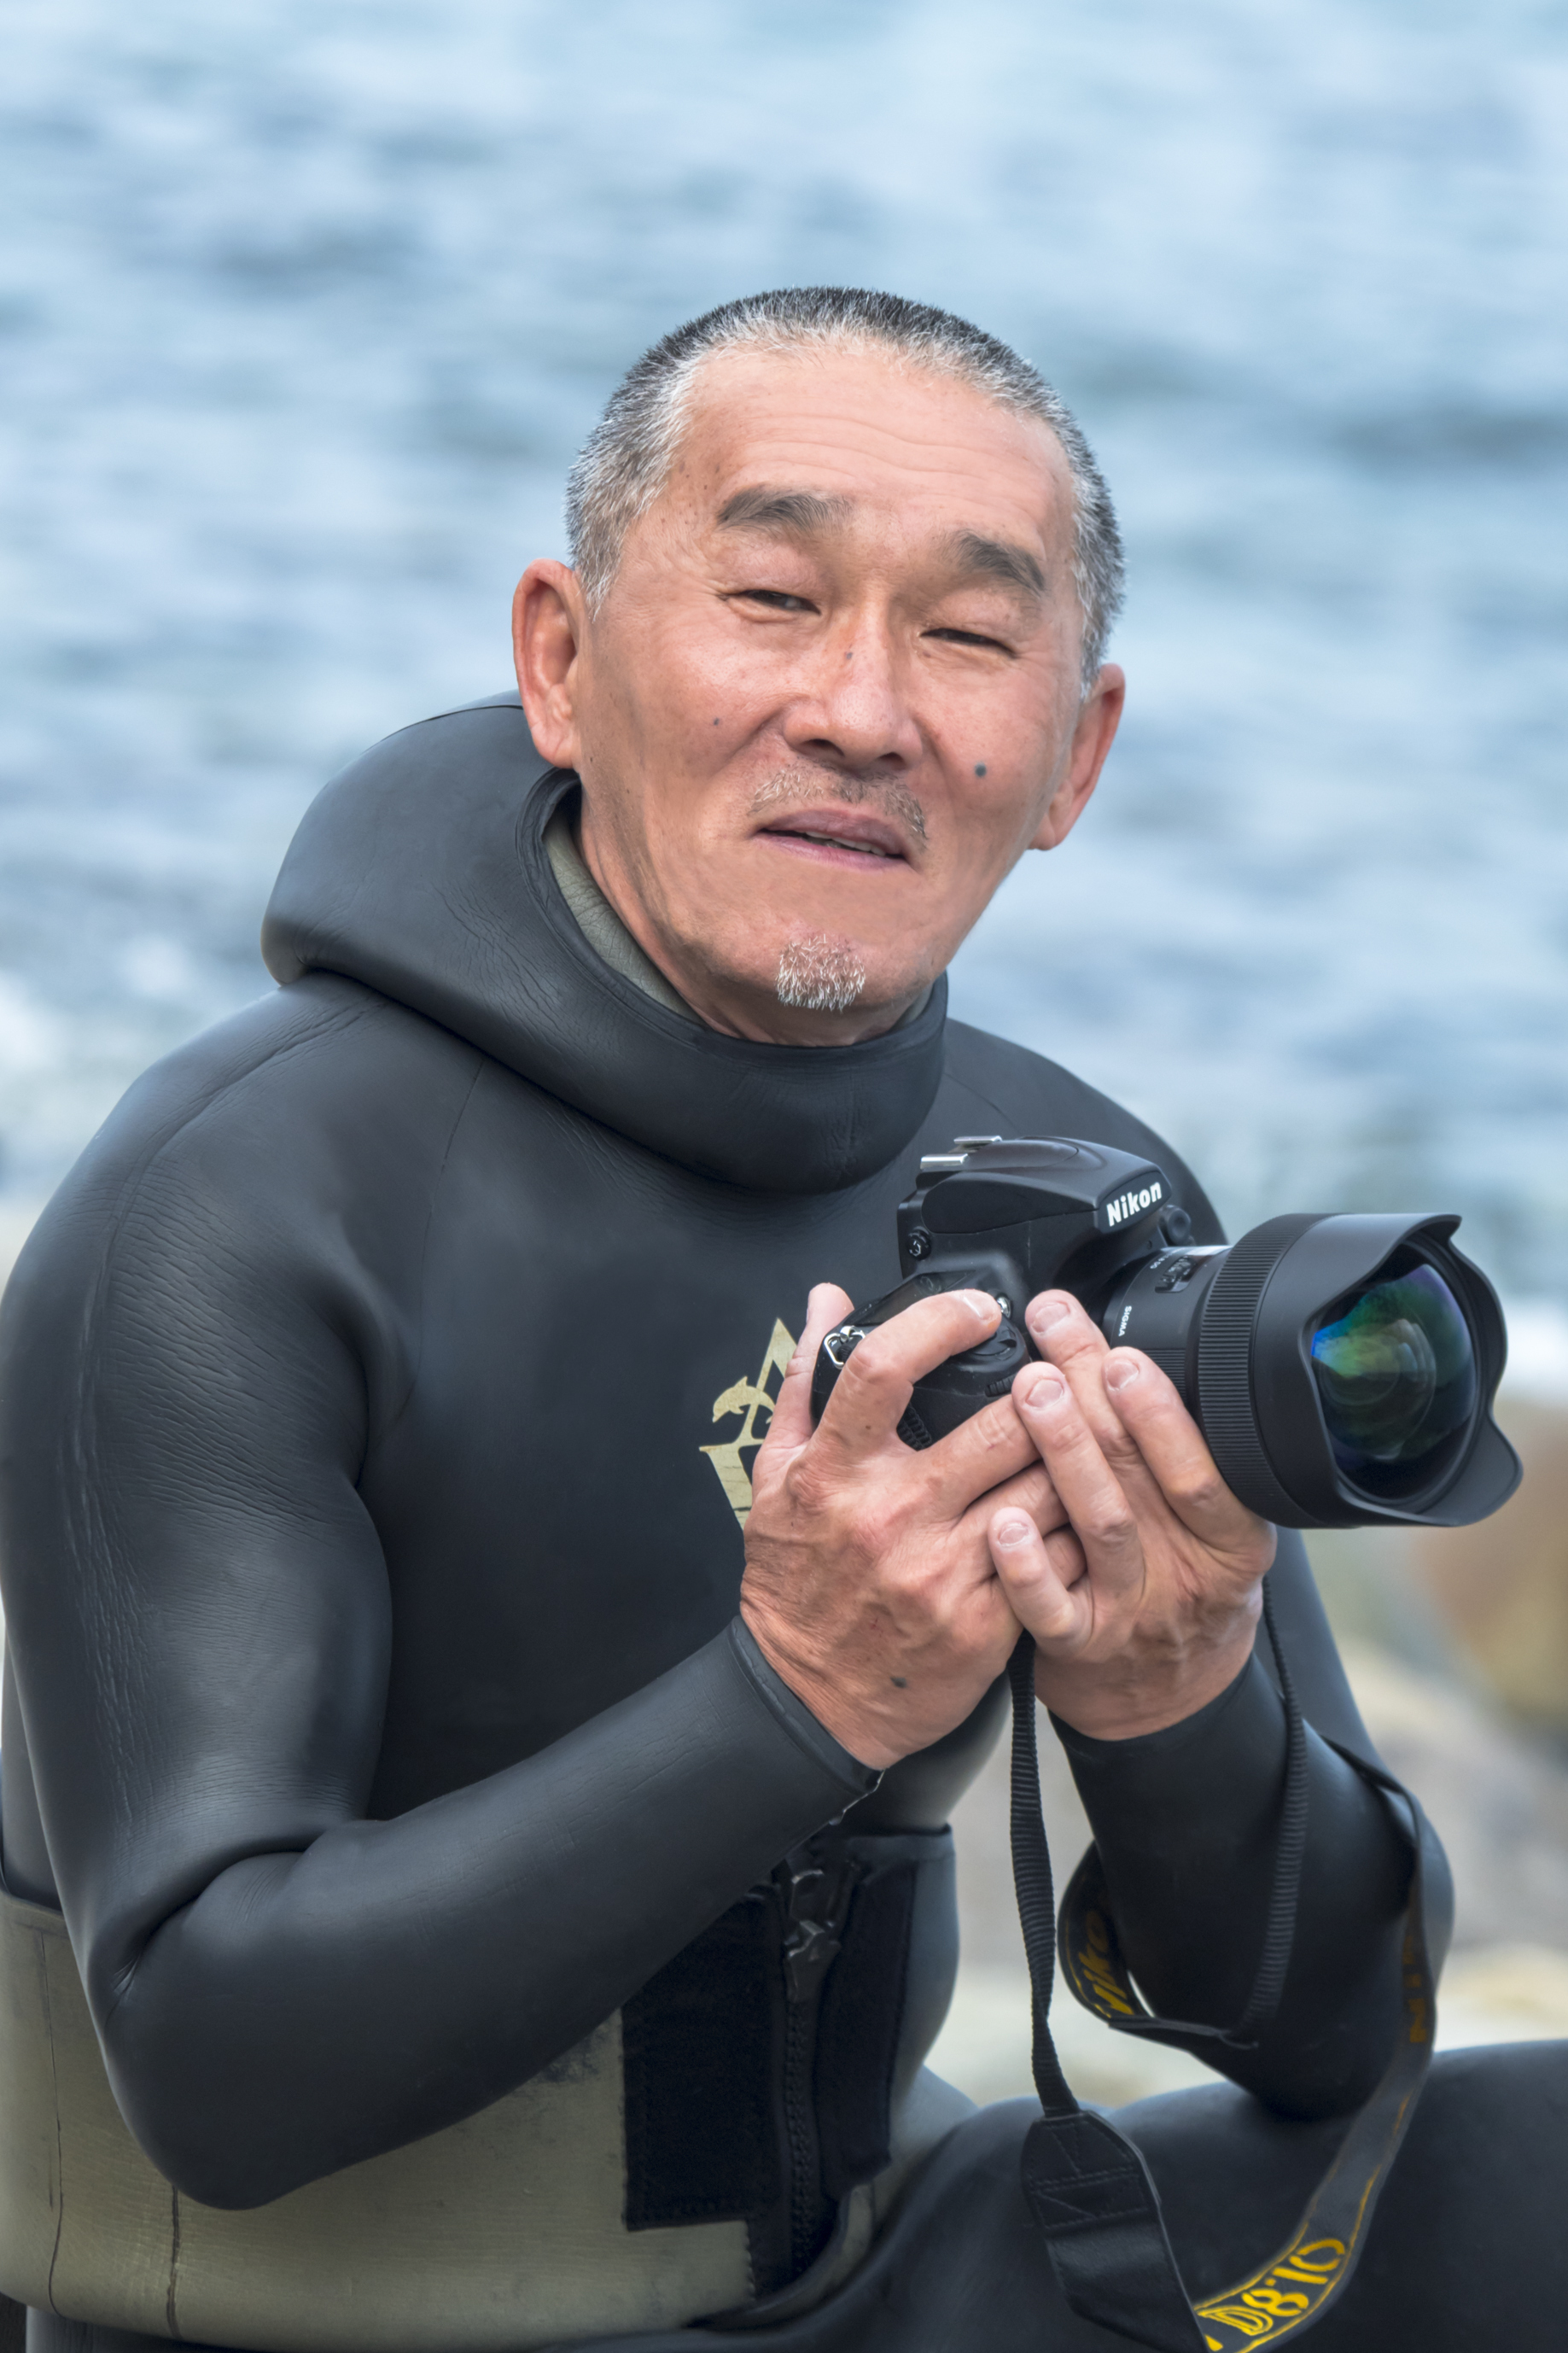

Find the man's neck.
xmin=543 ymin=800 xmax=697 ymax=1023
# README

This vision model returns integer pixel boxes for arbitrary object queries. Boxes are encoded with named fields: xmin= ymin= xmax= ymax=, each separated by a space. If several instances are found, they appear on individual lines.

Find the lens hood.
xmin=1196 ymin=1212 xmax=1520 ymax=1529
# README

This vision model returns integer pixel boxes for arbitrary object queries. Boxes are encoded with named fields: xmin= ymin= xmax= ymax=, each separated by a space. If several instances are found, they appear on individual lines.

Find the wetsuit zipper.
xmin=782 ymin=1993 xmax=817 ymax=2274
xmin=775 ymin=1843 xmax=861 ymax=2280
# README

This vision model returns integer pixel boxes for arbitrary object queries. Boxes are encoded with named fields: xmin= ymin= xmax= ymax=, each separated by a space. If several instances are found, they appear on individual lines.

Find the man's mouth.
xmin=755 ymin=809 xmax=911 ymax=866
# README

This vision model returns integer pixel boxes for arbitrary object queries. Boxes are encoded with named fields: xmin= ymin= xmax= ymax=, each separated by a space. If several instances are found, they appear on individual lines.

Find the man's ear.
xmin=1029 ymin=663 xmax=1125 ymax=852
xmin=513 ymin=560 xmax=588 ymax=768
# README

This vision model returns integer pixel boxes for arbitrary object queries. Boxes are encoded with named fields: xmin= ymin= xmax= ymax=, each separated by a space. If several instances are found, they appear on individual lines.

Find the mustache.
xmin=747 ymin=767 xmax=928 ymax=847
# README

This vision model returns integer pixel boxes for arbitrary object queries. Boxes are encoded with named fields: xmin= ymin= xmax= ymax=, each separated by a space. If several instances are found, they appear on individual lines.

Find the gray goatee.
xmin=776 ymin=933 xmax=868 ymax=1013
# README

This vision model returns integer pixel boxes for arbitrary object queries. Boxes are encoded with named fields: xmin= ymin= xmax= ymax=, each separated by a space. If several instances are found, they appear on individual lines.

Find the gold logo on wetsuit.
xmin=701 ymin=1319 xmax=796 ymax=1529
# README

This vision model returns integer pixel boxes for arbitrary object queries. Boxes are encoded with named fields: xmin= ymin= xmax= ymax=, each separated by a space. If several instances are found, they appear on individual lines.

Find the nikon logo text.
xmin=1103 ymin=1180 xmax=1163 ymax=1229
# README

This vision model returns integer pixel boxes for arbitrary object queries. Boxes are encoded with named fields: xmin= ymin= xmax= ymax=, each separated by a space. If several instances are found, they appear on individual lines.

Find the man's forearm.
xmin=1055 ymin=1633 xmax=1419 ymax=2119
xmin=92 ymin=1623 xmax=873 ymax=2211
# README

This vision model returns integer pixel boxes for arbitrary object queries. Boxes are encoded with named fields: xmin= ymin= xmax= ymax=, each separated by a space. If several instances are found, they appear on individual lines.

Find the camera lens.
xmin=1104 ymin=1206 xmax=1518 ymax=1527
xmin=1309 ymin=1254 xmax=1478 ymax=1500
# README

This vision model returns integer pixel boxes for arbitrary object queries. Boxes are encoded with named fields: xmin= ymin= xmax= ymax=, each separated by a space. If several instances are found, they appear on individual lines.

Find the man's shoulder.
xmin=6 ymin=978 xmax=486 ymax=1321
xmin=937 ymin=1019 xmax=1223 ymax=1241
xmin=96 ymin=973 xmax=480 ymax=1182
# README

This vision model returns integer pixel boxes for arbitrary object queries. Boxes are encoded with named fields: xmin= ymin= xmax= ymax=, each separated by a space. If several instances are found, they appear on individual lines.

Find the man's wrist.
xmin=1049 ymin=1645 xmax=1258 ymax=1760
xmin=735 ymin=1600 xmax=899 ymax=1771
xmin=726 ymin=1617 xmax=883 ymax=1795
xmin=1038 ymin=1620 xmax=1257 ymax=1743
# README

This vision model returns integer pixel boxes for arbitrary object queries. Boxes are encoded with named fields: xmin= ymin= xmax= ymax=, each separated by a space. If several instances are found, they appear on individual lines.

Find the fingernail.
xmin=1029 ymin=1295 xmax=1071 ymax=1331
xmin=993 ymin=1515 xmax=1034 ymax=1547
xmin=957 ymin=1288 xmax=1000 ymax=1321
xmin=1105 ymin=1355 xmax=1141 ymax=1393
xmin=1020 ymin=1366 xmax=1066 ymax=1409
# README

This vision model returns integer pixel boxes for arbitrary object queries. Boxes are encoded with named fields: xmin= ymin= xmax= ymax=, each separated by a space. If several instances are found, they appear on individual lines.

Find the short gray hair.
xmin=564 ymin=288 xmax=1124 ymax=691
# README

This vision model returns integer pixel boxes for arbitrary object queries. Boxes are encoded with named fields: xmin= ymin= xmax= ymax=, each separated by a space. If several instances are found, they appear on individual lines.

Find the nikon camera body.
xmin=811 ymin=1136 xmax=1519 ymax=1533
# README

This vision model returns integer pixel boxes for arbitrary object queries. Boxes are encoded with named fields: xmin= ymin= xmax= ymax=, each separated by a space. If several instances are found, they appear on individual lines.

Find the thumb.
xmin=762 ymin=1283 xmax=855 ymax=1458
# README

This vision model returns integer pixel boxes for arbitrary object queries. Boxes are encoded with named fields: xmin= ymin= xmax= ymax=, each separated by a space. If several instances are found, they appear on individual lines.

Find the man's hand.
xmin=740 ymin=1283 xmax=1063 ymax=1771
xmin=988 ymin=1291 xmax=1274 ymax=1740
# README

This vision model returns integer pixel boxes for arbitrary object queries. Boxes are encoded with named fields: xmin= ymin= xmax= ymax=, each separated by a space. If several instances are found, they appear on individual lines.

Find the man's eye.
xmin=924 ymin=626 xmax=1012 ymax=654
xmin=730 ymin=589 xmax=816 ymax=614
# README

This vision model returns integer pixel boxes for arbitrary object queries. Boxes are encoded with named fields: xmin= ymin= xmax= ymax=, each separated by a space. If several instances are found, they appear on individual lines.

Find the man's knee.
xmin=1117 ymin=2041 xmax=1568 ymax=2349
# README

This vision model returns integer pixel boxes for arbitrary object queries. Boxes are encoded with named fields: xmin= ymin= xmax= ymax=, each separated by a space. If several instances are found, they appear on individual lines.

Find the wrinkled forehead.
xmin=668 ymin=342 xmax=1075 ymax=563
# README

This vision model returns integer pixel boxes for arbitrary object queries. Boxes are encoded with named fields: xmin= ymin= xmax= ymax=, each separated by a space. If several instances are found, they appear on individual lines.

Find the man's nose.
xmin=779 ymin=622 xmax=923 ymax=774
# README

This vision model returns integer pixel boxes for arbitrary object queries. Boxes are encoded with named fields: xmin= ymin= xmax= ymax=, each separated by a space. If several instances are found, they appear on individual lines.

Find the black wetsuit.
xmin=0 ymin=698 xmax=1562 ymax=2352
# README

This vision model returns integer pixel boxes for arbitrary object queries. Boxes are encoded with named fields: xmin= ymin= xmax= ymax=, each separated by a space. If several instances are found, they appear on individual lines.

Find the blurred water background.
xmin=5 ymin=0 xmax=1568 ymax=2093
xmin=3 ymin=0 xmax=1566 ymax=1300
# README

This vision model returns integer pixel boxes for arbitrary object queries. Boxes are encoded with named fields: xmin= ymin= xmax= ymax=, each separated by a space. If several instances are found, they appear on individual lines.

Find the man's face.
xmin=514 ymin=344 xmax=1123 ymax=1044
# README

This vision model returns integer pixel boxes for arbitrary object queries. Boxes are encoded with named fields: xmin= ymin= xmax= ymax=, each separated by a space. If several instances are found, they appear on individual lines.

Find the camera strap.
xmin=1006 ymin=1586 xmax=1440 ymax=2352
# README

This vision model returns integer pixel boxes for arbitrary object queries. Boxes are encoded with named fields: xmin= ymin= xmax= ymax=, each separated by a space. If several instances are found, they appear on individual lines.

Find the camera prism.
xmin=810 ymin=1136 xmax=1520 ymax=1531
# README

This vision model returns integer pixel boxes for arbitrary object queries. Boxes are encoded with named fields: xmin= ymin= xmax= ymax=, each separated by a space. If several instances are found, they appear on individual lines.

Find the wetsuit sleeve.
xmin=1051 ymin=1531 xmax=1447 ymax=2119
xmin=0 ymin=1077 xmax=874 ymax=2212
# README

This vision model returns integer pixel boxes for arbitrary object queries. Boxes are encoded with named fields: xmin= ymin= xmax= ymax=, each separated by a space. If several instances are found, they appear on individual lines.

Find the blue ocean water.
xmin=2 ymin=0 xmax=1565 ymax=1299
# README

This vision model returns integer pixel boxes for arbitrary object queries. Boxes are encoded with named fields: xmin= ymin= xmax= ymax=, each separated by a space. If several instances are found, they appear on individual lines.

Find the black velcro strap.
xmin=622 ymin=1891 xmax=780 ymax=2228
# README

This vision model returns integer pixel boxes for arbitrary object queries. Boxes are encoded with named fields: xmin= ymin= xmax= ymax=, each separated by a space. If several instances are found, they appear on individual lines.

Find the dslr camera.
xmin=811 ymin=1136 xmax=1519 ymax=1530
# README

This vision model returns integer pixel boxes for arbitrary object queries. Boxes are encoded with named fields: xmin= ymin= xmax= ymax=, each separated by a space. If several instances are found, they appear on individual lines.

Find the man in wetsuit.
xmin=0 ymin=288 xmax=1560 ymax=2353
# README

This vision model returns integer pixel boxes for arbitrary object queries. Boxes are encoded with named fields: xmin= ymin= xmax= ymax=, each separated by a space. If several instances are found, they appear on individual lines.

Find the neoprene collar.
xmin=261 ymin=697 xmax=950 ymax=1195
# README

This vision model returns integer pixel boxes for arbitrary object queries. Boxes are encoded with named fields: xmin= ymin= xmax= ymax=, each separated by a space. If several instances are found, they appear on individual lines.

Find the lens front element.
xmin=1309 ymin=1256 xmax=1478 ymax=1500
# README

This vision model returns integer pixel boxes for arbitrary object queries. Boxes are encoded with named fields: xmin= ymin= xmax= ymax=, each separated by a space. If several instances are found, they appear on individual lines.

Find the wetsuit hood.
xmin=260 ymin=695 xmax=950 ymax=1194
